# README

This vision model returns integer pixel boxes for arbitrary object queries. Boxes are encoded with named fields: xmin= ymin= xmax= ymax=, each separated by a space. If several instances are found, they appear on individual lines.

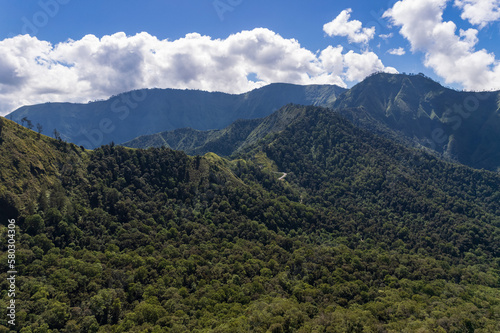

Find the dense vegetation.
xmin=1 ymin=106 xmax=499 ymax=332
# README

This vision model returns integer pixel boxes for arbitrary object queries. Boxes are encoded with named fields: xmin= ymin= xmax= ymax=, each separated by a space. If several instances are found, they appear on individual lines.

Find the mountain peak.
xmin=360 ymin=72 xmax=446 ymax=91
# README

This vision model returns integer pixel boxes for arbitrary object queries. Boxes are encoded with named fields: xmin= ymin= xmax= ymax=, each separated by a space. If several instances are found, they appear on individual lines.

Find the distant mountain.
xmin=333 ymin=73 xmax=500 ymax=171
xmin=123 ymin=104 xmax=307 ymax=156
xmin=6 ymin=83 xmax=346 ymax=149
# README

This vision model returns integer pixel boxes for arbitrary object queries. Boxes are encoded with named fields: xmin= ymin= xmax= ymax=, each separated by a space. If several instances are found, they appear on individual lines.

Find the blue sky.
xmin=1 ymin=0 xmax=500 ymax=115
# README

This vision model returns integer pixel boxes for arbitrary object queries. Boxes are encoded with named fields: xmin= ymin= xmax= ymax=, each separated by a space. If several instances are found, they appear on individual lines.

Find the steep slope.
xmin=10 ymin=72 xmax=500 ymax=171
xmin=0 ymin=117 xmax=87 ymax=221
xmin=123 ymin=73 xmax=500 ymax=171
xmin=6 ymin=83 xmax=346 ymax=149
xmin=240 ymin=105 xmax=500 ymax=255
xmin=1 ymin=112 xmax=500 ymax=332
xmin=123 ymin=118 xmax=263 ymax=155
xmin=333 ymin=72 xmax=500 ymax=170
xmin=122 ymin=104 xmax=308 ymax=156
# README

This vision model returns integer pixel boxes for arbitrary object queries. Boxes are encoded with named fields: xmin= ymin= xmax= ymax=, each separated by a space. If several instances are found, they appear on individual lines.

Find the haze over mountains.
xmin=7 ymin=73 xmax=500 ymax=171
xmin=7 ymin=83 xmax=345 ymax=149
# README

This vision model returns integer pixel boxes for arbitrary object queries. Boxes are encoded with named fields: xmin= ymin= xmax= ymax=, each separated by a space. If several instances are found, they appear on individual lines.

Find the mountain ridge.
xmin=124 ymin=73 xmax=500 ymax=171
xmin=122 ymin=104 xmax=308 ymax=156
xmin=7 ymin=83 xmax=346 ymax=149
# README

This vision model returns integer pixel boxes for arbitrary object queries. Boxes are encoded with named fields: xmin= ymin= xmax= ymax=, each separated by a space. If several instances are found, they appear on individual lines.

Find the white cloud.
xmin=319 ymin=46 xmax=345 ymax=74
xmin=455 ymin=0 xmax=500 ymax=28
xmin=0 ymin=28 xmax=397 ymax=115
xmin=318 ymin=45 xmax=397 ymax=83
xmin=343 ymin=51 xmax=398 ymax=81
xmin=323 ymin=8 xmax=376 ymax=44
xmin=384 ymin=0 xmax=500 ymax=90
xmin=388 ymin=47 xmax=406 ymax=55
xmin=379 ymin=33 xmax=394 ymax=40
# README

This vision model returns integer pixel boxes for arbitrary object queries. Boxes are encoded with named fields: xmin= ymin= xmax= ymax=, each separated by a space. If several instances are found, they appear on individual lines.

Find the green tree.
xmin=24 ymin=214 xmax=45 ymax=235
xmin=41 ymin=300 xmax=70 ymax=329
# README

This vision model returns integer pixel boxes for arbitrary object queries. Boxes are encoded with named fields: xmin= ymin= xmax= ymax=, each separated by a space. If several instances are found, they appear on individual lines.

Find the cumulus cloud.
xmin=343 ymin=50 xmax=398 ymax=81
xmin=384 ymin=0 xmax=500 ymax=90
xmin=0 ymin=28 xmax=397 ymax=115
xmin=323 ymin=8 xmax=376 ymax=44
xmin=379 ymin=33 xmax=394 ymax=40
xmin=388 ymin=47 xmax=406 ymax=55
xmin=318 ymin=46 xmax=397 ymax=83
xmin=455 ymin=0 xmax=500 ymax=28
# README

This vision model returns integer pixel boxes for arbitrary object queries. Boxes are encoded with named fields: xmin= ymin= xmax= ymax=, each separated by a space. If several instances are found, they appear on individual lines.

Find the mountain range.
xmin=123 ymin=73 xmax=500 ymax=171
xmin=123 ymin=104 xmax=307 ymax=157
xmin=9 ymin=73 xmax=499 ymax=171
xmin=7 ymin=83 xmax=345 ymax=149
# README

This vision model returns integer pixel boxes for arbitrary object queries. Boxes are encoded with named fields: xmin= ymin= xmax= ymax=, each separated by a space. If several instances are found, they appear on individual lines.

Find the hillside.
xmin=241 ymin=105 xmax=500 ymax=255
xmin=123 ymin=104 xmax=307 ymax=156
xmin=0 ymin=117 xmax=88 ymax=222
xmin=333 ymin=73 xmax=500 ymax=171
xmin=1 ymin=110 xmax=500 ymax=332
xmin=6 ymin=83 xmax=346 ymax=149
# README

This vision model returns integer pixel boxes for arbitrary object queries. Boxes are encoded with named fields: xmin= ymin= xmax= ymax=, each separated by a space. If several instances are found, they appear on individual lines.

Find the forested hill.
xmin=8 ymin=73 xmax=500 ymax=171
xmin=1 ymin=112 xmax=500 ymax=332
xmin=240 ymin=105 xmax=500 ymax=256
xmin=6 ymin=83 xmax=345 ymax=149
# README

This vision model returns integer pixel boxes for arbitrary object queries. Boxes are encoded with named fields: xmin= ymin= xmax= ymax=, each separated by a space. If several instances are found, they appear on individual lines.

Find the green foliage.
xmin=24 ymin=214 xmax=45 ymax=235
